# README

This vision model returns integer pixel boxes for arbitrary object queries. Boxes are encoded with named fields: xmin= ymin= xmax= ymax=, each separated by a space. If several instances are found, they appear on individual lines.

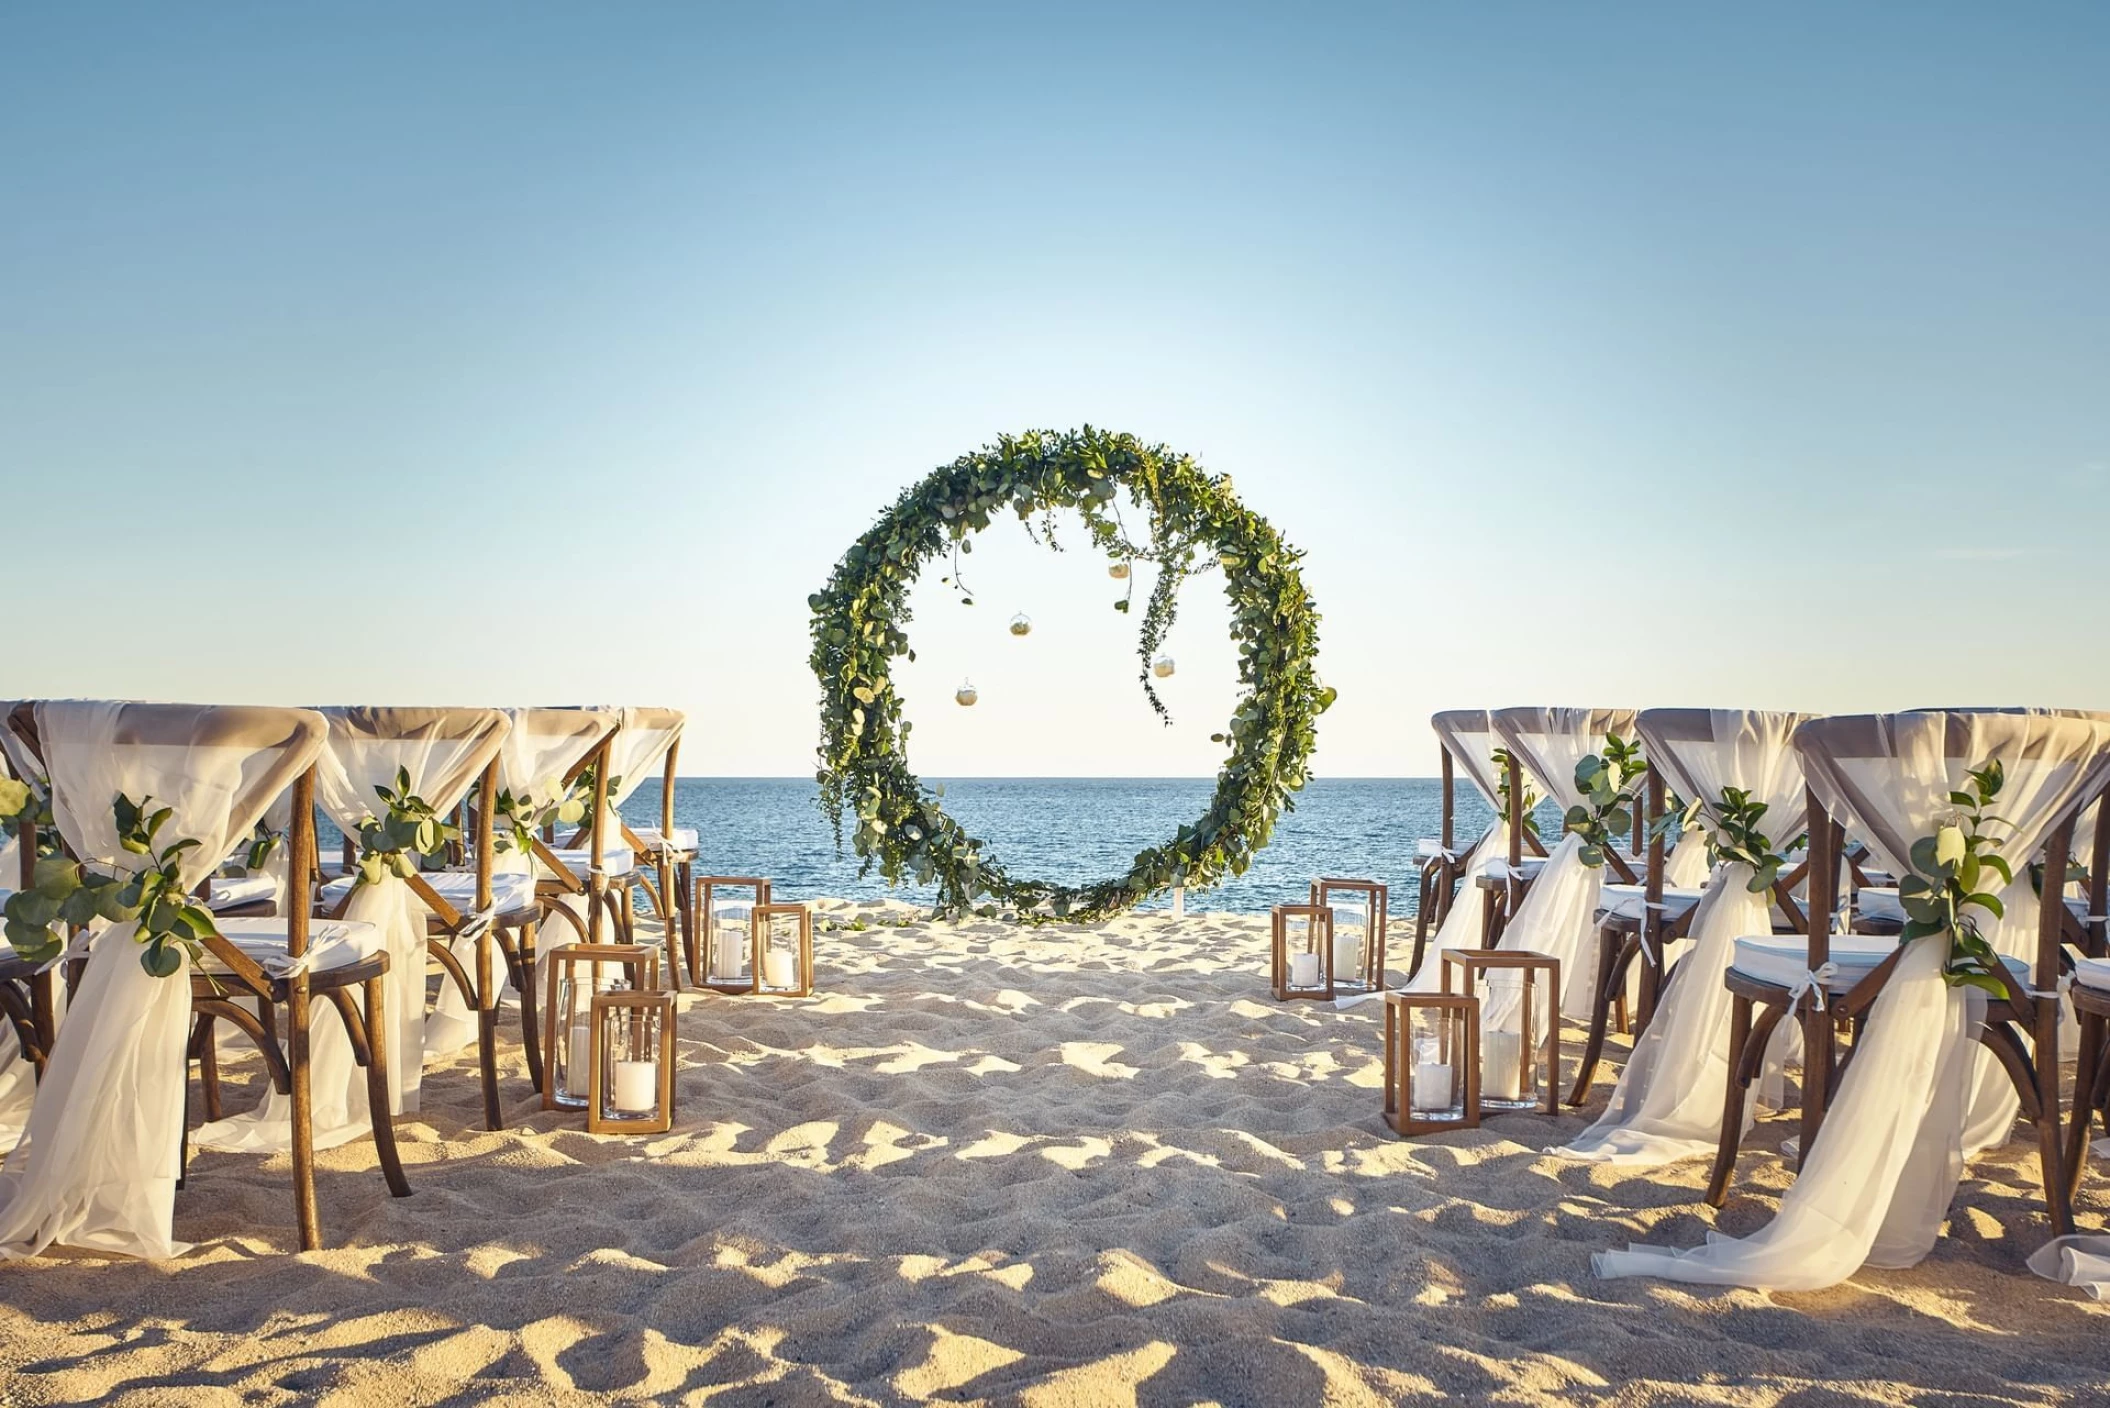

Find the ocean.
xmin=622 ymin=777 xmax=1562 ymax=915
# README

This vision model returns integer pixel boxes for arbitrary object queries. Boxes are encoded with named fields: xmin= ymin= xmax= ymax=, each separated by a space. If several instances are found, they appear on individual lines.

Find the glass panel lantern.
xmin=751 ymin=902 xmax=814 ymax=996
xmin=696 ymin=876 xmax=771 ymax=994
xmin=587 ymin=987 xmax=676 ymax=1134
xmin=1271 ymin=903 xmax=1335 ymax=1001
xmin=1310 ymin=877 xmax=1388 ymax=994
xmin=1439 ymin=947 xmax=1560 ymax=1114
xmin=543 ymin=942 xmax=661 ymax=1111
xmin=1384 ymin=991 xmax=1479 ymax=1135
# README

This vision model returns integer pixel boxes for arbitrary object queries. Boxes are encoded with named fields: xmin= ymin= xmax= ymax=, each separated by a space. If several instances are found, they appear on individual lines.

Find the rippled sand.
xmin=3 ymin=902 xmax=2108 ymax=1405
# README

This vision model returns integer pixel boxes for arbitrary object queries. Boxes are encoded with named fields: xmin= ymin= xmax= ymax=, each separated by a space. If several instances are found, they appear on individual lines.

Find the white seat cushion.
xmin=538 ymin=846 xmax=636 ymax=881
xmin=207 ymin=874 xmax=277 ymax=911
xmin=1477 ymin=857 xmax=1544 ymax=884
xmin=1599 ymin=884 xmax=1703 ymax=923
xmin=633 ymin=826 xmax=698 ymax=853
xmin=202 ymin=917 xmax=383 ymax=975
xmin=319 ymin=869 xmax=537 ymax=915
xmin=1731 ymin=930 xmax=2030 ymax=992
xmin=1858 ymin=886 xmax=2086 ymax=929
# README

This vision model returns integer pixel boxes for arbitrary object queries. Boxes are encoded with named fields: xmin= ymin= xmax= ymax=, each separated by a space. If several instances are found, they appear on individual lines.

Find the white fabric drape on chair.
xmin=0 ymin=702 xmax=326 ymax=1259
xmin=427 ymin=707 xmax=616 ymax=1055
xmin=1404 ymin=711 xmax=1507 ymax=993
xmin=198 ymin=707 xmax=509 ymax=1152
xmin=1598 ymin=711 xmax=2110 ymax=1290
xmin=1489 ymin=707 xmax=1637 ymax=1019
xmin=0 ymin=716 xmax=46 ymax=1151
xmin=1552 ymin=710 xmax=1814 ymax=1165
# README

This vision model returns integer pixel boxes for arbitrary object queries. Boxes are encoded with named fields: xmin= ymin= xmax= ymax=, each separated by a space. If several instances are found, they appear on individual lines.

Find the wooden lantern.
xmin=695 ymin=876 xmax=771 ymax=993
xmin=751 ymin=902 xmax=814 ymax=997
xmin=1384 ymin=991 xmax=1480 ymax=1135
xmin=587 ymin=987 xmax=676 ymax=1134
xmin=1439 ymin=947 xmax=1560 ymax=1114
xmin=1271 ymin=903 xmax=1336 ymax=1001
xmin=1309 ymin=877 xmax=1388 ymax=994
xmin=543 ymin=943 xmax=661 ymax=1111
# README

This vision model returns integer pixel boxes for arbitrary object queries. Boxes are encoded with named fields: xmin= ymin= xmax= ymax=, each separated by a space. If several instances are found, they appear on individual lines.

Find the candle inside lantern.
xmin=1483 ymin=1028 xmax=1524 ymax=1102
xmin=1412 ymin=1060 xmax=1455 ymax=1114
xmin=566 ymin=1019 xmax=592 ymax=1098
xmin=1331 ymin=921 xmax=1361 ymax=985
xmin=1289 ymin=951 xmax=1322 ymax=989
xmin=763 ymin=948 xmax=798 ymax=990
xmin=612 ymin=1058 xmax=658 ymax=1114
xmin=712 ymin=919 xmax=746 ymax=979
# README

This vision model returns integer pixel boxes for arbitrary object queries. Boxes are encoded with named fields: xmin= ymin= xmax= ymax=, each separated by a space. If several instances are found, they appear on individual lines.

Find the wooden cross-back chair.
xmin=1704 ymin=713 xmax=2110 ymax=1236
xmin=1485 ymin=707 xmax=1641 ymax=949
xmin=599 ymin=707 xmax=691 ymax=992
xmin=1414 ymin=711 xmax=1547 ymax=977
xmin=1565 ymin=710 xmax=1818 ymax=1105
xmin=2057 ymin=796 xmax=2110 ymax=1199
xmin=8 ymin=702 xmax=407 ymax=1253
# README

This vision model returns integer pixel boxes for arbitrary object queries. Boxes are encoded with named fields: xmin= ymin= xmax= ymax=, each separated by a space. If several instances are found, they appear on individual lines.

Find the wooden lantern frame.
xmin=695 ymin=875 xmax=772 ymax=993
xmin=1439 ymin=947 xmax=1561 ymax=1115
xmin=1384 ymin=990 xmax=1481 ymax=1135
xmin=751 ymin=902 xmax=815 ymax=997
xmin=543 ymin=942 xmax=662 ymax=1112
xmin=1309 ymin=877 xmax=1389 ymax=993
xmin=1271 ymin=903 xmax=1336 ymax=1001
xmin=587 ymin=987 xmax=677 ymax=1134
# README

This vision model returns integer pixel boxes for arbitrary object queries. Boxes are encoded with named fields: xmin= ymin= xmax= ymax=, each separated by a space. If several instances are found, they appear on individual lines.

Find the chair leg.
xmin=518 ymin=921 xmax=544 ymax=1092
xmin=1705 ymin=994 xmax=1758 ymax=1207
xmin=196 ymin=1014 xmax=224 ymax=1121
xmin=1567 ymin=929 xmax=1627 ymax=1106
xmin=2067 ymin=1012 xmax=2107 ymax=1203
xmin=2036 ymin=1005 xmax=2075 ymax=1236
xmin=362 ymin=974 xmax=412 ymax=1199
xmin=478 ymin=928 xmax=503 ymax=1132
xmin=288 ymin=980 xmax=321 ymax=1252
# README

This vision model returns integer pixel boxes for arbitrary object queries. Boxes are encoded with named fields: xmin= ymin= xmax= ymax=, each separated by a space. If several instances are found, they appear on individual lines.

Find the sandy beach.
xmin=3 ymin=903 xmax=2107 ymax=1406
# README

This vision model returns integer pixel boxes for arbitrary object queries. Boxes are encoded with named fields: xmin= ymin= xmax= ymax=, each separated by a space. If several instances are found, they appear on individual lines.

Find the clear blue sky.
xmin=3 ymin=4 xmax=2104 ymax=775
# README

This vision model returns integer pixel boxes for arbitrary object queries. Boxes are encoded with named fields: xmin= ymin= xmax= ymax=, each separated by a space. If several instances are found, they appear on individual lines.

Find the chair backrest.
xmin=1491 ymin=706 xmax=1639 ymax=877
xmin=1794 ymin=711 xmax=2110 ymax=987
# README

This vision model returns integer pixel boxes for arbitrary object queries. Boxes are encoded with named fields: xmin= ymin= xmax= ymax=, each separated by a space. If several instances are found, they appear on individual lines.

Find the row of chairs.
xmin=1409 ymin=707 xmax=2110 ymax=1287
xmin=0 ymin=700 xmax=694 ymax=1256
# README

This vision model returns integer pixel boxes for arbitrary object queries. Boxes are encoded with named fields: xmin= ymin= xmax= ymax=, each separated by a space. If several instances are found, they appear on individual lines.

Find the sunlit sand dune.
xmin=2 ymin=903 xmax=2105 ymax=1405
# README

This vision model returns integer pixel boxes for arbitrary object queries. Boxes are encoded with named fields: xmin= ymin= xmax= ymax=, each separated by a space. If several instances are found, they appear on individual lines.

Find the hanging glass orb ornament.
xmin=1152 ymin=654 xmax=1176 ymax=679
xmin=1108 ymin=560 xmax=1132 ymax=580
xmin=1009 ymin=612 xmax=1033 ymax=637
xmin=955 ymin=679 xmax=979 ymax=707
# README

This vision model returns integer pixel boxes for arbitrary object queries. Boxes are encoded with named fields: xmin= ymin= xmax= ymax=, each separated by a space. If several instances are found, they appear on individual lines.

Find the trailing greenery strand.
xmin=809 ymin=427 xmax=1332 ymax=922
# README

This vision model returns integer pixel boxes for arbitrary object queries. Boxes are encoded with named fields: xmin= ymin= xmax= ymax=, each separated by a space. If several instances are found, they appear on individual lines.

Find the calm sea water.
xmin=622 ymin=778 xmax=1560 ymax=915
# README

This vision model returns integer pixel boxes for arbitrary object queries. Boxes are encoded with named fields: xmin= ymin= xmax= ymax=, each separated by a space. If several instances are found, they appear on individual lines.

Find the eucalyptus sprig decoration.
xmin=1567 ymin=735 xmax=1646 ymax=868
xmin=1897 ymin=759 xmax=2015 ymax=998
xmin=0 ymin=793 xmax=221 ymax=977
xmin=351 ymin=767 xmax=460 ymax=886
xmin=492 ymin=775 xmax=590 ymax=855
xmin=236 ymin=818 xmax=282 ymax=875
xmin=1702 ymin=787 xmax=1806 ymax=894
xmin=1490 ymin=747 xmax=1541 ymax=839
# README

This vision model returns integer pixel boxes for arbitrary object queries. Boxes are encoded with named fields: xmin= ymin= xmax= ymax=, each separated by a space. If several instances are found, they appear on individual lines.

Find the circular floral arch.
xmin=809 ymin=427 xmax=1332 ymax=922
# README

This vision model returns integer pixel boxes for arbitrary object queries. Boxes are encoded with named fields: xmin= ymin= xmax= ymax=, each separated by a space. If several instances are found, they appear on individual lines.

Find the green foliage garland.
xmin=809 ymin=427 xmax=1332 ymax=922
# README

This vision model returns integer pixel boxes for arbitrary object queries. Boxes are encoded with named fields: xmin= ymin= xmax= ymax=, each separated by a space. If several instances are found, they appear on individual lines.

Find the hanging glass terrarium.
xmin=1009 ymin=613 xmax=1033 ymax=637
xmin=1151 ymin=655 xmax=1176 ymax=679
xmin=1108 ymin=560 xmax=1132 ymax=580
xmin=955 ymin=680 xmax=978 ymax=707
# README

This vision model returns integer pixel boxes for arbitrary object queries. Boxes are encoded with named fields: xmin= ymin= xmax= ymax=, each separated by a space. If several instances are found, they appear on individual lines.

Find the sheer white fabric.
xmin=197 ymin=707 xmax=509 ymax=1152
xmin=427 ymin=707 xmax=614 ymax=1055
xmin=604 ymin=707 xmax=684 ymax=826
xmin=1404 ymin=712 xmax=1505 ymax=994
xmin=1599 ymin=711 xmax=2110 ymax=1289
xmin=1489 ymin=708 xmax=1636 ymax=1019
xmin=1552 ymin=710 xmax=1814 ymax=1165
xmin=0 ymin=702 xmax=326 ymax=1259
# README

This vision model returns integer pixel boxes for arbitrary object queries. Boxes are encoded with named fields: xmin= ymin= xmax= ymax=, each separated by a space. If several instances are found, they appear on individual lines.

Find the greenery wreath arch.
xmin=809 ymin=427 xmax=1332 ymax=922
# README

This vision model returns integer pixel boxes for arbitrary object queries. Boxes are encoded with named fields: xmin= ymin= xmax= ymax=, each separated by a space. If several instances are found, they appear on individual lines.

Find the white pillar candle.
xmin=1171 ymin=887 xmax=1185 ymax=919
xmin=713 ymin=924 xmax=745 ymax=980
xmin=1483 ymin=1029 xmax=1524 ymax=1102
xmin=1332 ymin=923 xmax=1361 ymax=985
xmin=1412 ymin=1061 xmax=1455 ymax=1114
xmin=764 ymin=948 xmax=798 ymax=990
xmin=566 ymin=1020 xmax=593 ymax=1098
xmin=612 ymin=1058 xmax=658 ymax=1114
xmin=1289 ymin=951 xmax=1322 ymax=989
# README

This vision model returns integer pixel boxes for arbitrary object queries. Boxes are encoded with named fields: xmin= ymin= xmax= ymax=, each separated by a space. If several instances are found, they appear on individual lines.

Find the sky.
xmin=2 ymin=3 xmax=2105 ymax=777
